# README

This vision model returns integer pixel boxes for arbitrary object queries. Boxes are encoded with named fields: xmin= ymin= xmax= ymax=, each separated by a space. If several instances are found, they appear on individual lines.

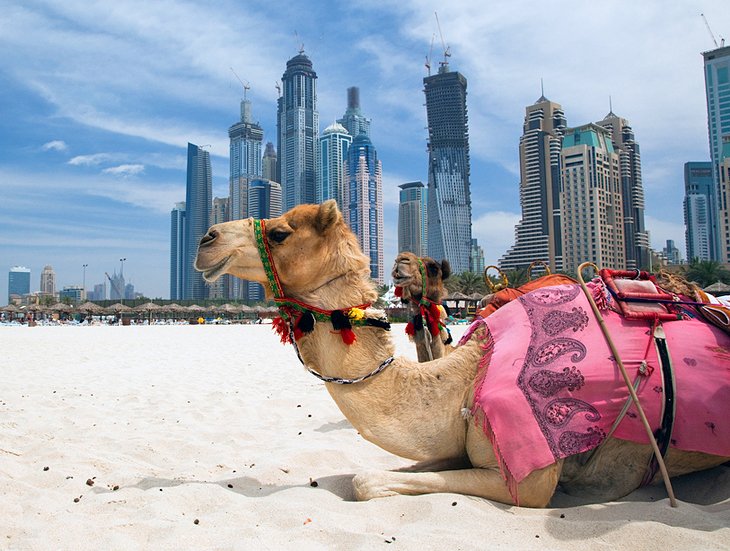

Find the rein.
xmin=253 ymin=218 xmax=393 ymax=384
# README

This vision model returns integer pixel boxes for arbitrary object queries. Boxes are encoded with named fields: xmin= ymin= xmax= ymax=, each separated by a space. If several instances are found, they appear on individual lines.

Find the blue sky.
xmin=1 ymin=1 xmax=729 ymax=304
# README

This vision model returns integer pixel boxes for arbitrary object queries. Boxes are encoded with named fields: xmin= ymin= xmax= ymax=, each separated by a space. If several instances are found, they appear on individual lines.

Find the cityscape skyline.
xmin=1 ymin=2 xmax=729 ymax=304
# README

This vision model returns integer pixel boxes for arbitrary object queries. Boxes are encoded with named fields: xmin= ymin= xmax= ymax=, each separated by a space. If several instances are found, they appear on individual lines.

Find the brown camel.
xmin=391 ymin=251 xmax=451 ymax=361
xmin=195 ymin=200 xmax=729 ymax=507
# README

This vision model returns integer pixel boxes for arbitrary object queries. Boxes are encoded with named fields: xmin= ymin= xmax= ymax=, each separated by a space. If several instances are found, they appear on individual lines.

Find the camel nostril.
xmin=199 ymin=229 xmax=218 ymax=246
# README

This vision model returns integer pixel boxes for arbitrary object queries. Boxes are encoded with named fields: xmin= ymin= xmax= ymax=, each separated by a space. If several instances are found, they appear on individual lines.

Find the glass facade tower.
xmin=170 ymin=201 xmax=186 ymax=300
xmin=184 ymin=143 xmax=211 ymax=301
xmin=277 ymin=51 xmax=319 ymax=212
xmin=684 ymin=161 xmax=714 ymax=261
xmin=398 ymin=181 xmax=427 ymax=256
xmin=424 ymin=62 xmax=472 ymax=273
xmin=318 ymin=122 xmax=351 ymax=208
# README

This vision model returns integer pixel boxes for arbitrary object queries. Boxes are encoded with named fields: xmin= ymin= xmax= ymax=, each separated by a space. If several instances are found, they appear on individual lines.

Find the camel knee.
xmin=514 ymin=463 xmax=562 ymax=508
xmin=352 ymin=471 xmax=398 ymax=501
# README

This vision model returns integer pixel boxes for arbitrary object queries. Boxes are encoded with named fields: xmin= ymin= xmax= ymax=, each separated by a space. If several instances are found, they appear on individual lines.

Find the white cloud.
xmin=68 ymin=153 xmax=114 ymax=166
xmin=102 ymin=164 xmax=145 ymax=176
xmin=472 ymin=210 xmax=521 ymax=265
xmin=41 ymin=140 xmax=68 ymax=152
xmin=645 ymin=215 xmax=686 ymax=256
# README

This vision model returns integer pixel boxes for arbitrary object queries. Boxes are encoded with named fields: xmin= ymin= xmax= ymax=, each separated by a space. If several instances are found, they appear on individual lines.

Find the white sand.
xmin=1 ymin=324 xmax=728 ymax=550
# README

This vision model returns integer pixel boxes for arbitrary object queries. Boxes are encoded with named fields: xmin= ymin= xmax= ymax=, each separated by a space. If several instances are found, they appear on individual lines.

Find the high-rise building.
xmin=209 ymin=197 xmax=230 ymax=300
xmin=247 ymin=179 xmax=283 ymax=300
xmin=88 ymin=282 xmax=107 ymax=301
xmin=597 ymin=111 xmax=650 ymax=270
xmin=424 ymin=60 xmax=472 ymax=273
xmin=398 ymin=181 xmax=427 ymax=256
xmin=500 ymin=95 xmax=567 ymax=273
xmin=8 ymin=266 xmax=30 ymax=299
xmin=717 ymin=137 xmax=730 ymax=262
xmin=40 ymin=265 xmax=56 ymax=296
xmin=663 ymin=239 xmax=681 ymax=265
xmin=229 ymin=93 xmax=263 ymax=222
xmin=318 ymin=122 xmax=352 ymax=208
xmin=470 ymin=238 xmax=485 ymax=275
xmin=684 ymin=161 xmax=714 ymax=262
xmin=59 ymin=286 xmax=83 ymax=303
xmin=703 ymin=44 xmax=730 ymax=259
xmin=109 ymin=271 xmax=125 ymax=301
xmin=184 ymin=143 xmax=212 ymax=301
xmin=277 ymin=51 xmax=319 ymax=212
xmin=170 ymin=201 xmax=186 ymax=300
xmin=560 ymin=123 xmax=625 ymax=274
xmin=343 ymin=134 xmax=384 ymax=283
xmin=262 ymin=142 xmax=277 ymax=181
xmin=337 ymin=87 xmax=371 ymax=139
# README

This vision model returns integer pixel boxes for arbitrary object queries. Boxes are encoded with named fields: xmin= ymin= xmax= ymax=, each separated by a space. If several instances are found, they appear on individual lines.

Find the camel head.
xmin=391 ymin=252 xmax=451 ymax=303
xmin=195 ymin=200 xmax=375 ymax=302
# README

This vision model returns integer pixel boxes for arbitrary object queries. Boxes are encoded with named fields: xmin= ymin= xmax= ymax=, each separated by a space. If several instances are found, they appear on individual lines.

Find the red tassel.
xmin=340 ymin=328 xmax=356 ymax=345
xmin=405 ymin=321 xmax=415 ymax=336
xmin=427 ymin=303 xmax=441 ymax=336
xmin=394 ymin=286 xmax=403 ymax=298
xmin=272 ymin=316 xmax=289 ymax=344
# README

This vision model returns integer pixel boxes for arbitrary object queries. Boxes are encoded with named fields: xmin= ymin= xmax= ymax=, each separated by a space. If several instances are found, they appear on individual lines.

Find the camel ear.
xmin=316 ymin=199 xmax=342 ymax=232
xmin=441 ymin=260 xmax=451 ymax=281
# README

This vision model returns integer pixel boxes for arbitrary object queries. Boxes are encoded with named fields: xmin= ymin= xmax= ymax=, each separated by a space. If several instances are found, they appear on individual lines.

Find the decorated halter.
xmin=395 ymin=257 xmax=448 ymax=341
xmin=253 ymin=218 xmax=390 ymax=347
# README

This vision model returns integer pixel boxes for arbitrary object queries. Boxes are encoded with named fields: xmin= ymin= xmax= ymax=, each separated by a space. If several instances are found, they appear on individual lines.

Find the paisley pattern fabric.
xmin=468 ymin=283 xmax=730 ymax=491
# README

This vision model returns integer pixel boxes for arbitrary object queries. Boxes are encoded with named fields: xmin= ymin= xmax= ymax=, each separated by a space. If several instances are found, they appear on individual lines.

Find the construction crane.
xmin=275 ymin=81 xmax=281 ymax=97
xmin=230 ymin=67 xmax=250 ymax=99
xmin=435 ymin=11 xmax=451 ymax=69
xmin=425 ymin=33 xmax=435 ymax=75
xmin=701 ymin=13 xmax=725 ymax=48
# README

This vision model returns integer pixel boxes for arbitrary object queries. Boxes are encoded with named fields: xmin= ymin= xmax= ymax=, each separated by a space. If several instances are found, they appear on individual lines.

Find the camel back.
xmin=476 ymin=274 xmax=577 ymax=318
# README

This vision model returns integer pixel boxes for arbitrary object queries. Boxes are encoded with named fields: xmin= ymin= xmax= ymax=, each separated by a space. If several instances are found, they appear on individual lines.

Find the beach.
xmin=1 ymin=324 xmax=728 ymax=550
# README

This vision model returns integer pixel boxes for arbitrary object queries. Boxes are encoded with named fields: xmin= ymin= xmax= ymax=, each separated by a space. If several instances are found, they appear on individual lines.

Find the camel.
xmin=391 ymin=251 xmax=452 ymax=361
xmin=195 ymin=200 xmax=729 ymax=507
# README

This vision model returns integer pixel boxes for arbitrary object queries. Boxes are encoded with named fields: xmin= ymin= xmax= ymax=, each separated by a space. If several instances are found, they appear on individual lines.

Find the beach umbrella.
xmin=216 ymin=303 xmax=241 ymax=314
xmin=107 ymin=303 xmax=133 ymax=313
xmin=78 ymin=301 xmax=105 ymax=314
xmin=49 ymin=302 xmax=74 ymax=312
xmin=1 ymin=304 xmax=19 ymax=313
xmin=238 ymin=304 xmax=254 ymax=312
xmin=703 ymin=281 xmax=730 ymax=295
xmin=186 ymin=304 xmax=205 ymax=312
xmin=134 ymin=302 xmax=162 ymax=312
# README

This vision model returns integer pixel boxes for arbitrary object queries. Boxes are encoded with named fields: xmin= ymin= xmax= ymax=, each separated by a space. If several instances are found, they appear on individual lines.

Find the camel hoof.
xmin=352 ymin=472 xmax=398 ymax=501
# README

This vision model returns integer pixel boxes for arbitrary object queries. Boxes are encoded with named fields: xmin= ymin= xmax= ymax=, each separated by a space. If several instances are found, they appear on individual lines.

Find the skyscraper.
xmin=343 ymin=134 xmax=384 ymax=283
xmin=8 ymin=266 xmax=30 ymax=299
xmin=717 ymin=136 xmax=730 ymax=262
xmin=597 ymin=111 xmax=650 ymax=270
xmin=209 ymin=197 xmax=230 ymax=300
xmin=184 ymin=143 xmax=212 ymax=301
xmin=229 ymin=93 xmax=264 ymax=223
xmin=278 ymin=51 xmax=319 ymax=212
xmin=262 ymin=142 xmax=277 ymax=181
xmin=170 ymin=201 xmax=186 ymax=301
xmin=560 ymin=124 xmax=625 ymax=273
xmin=703 ymin=44 xmax=730 ymax=259
xmin=318 ymin=122 xmax=351 ymax=208
xmin=684 ymin=161 xmax=714 ymax=262
xmin=247 ymin=179 xmax=283 ymax=300
xmin=500 ymin=95 xmax=567 ymax=273
xmin=337 ymin=87 xmax=371 ymax=138
xmin=424 ymin=60 xmax=472 ymax=273
xmin=398 ymin=181 xmax=427 ymax=256
xmin=40 ymin=265 xmax=56 ymax=296
xmin=470 ymin=239 xmax=485 ymax=275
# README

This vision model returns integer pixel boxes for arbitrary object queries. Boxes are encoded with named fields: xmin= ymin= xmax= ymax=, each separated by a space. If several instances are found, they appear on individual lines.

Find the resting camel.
xmin=391 ymin=251 xmax=452 ymax=361
xmin=195 ymin=200 xmax=730 ymax=507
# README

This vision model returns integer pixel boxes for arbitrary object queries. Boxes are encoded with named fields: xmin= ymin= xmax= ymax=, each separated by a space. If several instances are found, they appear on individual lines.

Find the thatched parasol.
xmin=49 ymin=302 xmax=74 ymax=312
xmin=78 ymin=301 xmax=105 ymax=314
xmin=703 ymin=281 xmax=730 ymax=295
xmin=107 ymin=303 xmax=133 ymax=313
xmin=1 ymin=304 xmax=19 ymax=313
xmin=134 ymin=302 xmax=162 ymax=312
xmin=163 ymin=303 xmax=186 ymax=312
xmin=216 ymin=303 xmax=241 ymax=315
xmin=186 ymin=304 xmax=206 ymax=312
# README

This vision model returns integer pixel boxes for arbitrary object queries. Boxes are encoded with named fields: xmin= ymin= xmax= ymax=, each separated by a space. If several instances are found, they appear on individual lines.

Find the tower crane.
xmin=435 ymin=11 xmax=451 ymax=69
xmin=230 ymin=67 xmax=250 ymax=99
xmin=105 ymin=272 xmax=123 ymax=300
xmin=425 ymin=33 xmax=435 ymax=75
xmin=701 ymin=13 xmax=719 ymax=48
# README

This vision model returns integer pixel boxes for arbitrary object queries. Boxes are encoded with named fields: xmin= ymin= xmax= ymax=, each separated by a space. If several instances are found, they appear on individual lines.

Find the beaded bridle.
xmin=253 ymin=218 xmax=393 ymax=384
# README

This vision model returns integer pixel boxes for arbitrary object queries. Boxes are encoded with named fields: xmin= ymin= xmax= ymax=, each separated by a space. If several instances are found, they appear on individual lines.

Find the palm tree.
xmin=683 ymin=259 xmax=730 ymax=288
xmin=446 ymin=272 xmax=487 ymax=296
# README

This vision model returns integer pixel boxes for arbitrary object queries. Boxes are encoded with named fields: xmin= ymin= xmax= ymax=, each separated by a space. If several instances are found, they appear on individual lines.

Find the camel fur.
xmin=195 ymin=200 xmax=729 ymax=507
xmin=391 ymin=251 xmax=451 ymax=361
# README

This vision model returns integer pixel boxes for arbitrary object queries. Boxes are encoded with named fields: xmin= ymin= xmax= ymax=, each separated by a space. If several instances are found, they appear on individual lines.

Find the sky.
xmin=1 ymin=1 xmax=729 ymax=304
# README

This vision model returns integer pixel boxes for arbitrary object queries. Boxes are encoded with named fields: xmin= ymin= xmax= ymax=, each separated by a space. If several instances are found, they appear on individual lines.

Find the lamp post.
xmin=119 ymin=258 xmax=126 ymax=304
xmin=82 ymin=264 xmax=88 ymax=301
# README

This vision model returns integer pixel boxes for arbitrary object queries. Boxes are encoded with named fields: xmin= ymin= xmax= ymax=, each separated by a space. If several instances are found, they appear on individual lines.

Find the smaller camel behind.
xmin=392 ymin=252 xmax=451 ymax=361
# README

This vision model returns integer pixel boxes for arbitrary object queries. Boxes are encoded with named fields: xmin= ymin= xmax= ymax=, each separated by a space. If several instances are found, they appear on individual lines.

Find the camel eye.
xmin=269 ymin=229 xmax=291 ymax=244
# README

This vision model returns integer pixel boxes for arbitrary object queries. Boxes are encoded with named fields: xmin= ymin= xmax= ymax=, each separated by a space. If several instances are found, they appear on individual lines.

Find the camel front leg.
xmin=352 ymin=463 xmax=560 ymax=508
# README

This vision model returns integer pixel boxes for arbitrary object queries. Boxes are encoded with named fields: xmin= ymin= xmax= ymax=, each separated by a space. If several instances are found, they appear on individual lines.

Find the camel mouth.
xmin=392 ymin=274 xmax=412 ymax=286
xmin=197 ymin=256 xmax=231 ymax=282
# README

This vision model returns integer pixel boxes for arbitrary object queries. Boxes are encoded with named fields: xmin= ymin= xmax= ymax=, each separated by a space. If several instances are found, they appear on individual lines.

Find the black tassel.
xmin=365 ymin=318 xmax=391 ymax=331
xmin=297 ymin=311 xmax=316 ymax=334
xmin=412 ymin=313 xmax=424 ymax=332
xmin=330 ymin=310 xmax=352 ymax=331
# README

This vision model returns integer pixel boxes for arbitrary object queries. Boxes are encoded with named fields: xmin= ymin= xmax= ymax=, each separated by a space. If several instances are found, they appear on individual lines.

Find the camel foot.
xmin=352 ymin=471 xmax=399 ymax=500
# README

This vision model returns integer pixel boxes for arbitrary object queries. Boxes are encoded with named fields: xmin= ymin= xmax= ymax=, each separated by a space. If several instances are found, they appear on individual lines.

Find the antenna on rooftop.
xmin=541 ymin=78 xmax=545 ymax=97
xmin=294 ymin=30 xmax=304 ymax=53
xmin=230 ymin=67 xmax=250 ymax=99
xmin=434 ymin=12 xmax=451 ymax=70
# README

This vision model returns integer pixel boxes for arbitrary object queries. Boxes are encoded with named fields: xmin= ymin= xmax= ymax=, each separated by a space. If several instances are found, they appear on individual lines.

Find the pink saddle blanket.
xmin=465 ymin=283 xmax=730 ymax=493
